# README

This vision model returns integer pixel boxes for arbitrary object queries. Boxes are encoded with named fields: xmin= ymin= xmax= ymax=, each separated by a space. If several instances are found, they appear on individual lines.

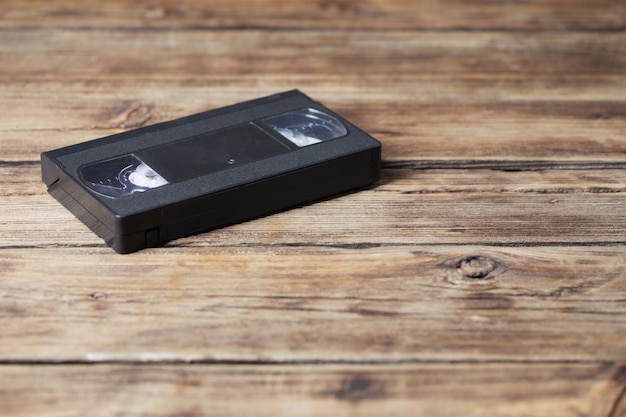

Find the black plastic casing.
xmin=41 ymin=90 xmax=382 ymax=253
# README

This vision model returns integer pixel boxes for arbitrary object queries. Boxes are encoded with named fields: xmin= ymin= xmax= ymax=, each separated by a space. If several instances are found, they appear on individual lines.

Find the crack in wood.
xmin=609 ymin=386 xmax=626 ymax=417
xmin=383 ymin=160 xmax=626 ymax=171
xmin=608 ymin=363 xmax=626 ymax=417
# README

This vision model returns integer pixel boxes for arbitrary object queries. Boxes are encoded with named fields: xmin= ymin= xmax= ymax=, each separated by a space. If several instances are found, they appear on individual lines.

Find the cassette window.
xmin=79 ymin=154 xmax=168 ymax=198
xmin=263 ymin=108 xmax=347 ymax=147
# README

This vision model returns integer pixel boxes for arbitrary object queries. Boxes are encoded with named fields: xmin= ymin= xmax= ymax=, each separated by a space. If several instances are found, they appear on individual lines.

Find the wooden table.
xmin=1 ymin=1 xmax=626 ymax=415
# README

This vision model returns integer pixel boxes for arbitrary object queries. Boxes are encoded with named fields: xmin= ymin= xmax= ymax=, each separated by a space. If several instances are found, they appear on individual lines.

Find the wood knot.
xmin=89 ymin=292 xmax=107 ymax=300
xmin=334 ymin=375 xmax=386 ymax=402
xmin=107 ymin=101 xmax=158 ymax=129
xmin=457 ymin=256 xmax=497 ymax=280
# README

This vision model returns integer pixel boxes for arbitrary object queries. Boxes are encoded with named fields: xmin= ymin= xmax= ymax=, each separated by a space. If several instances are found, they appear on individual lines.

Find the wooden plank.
xmin=2 ymin=30 xmax=624 ymax=77
xmin=0 ymin=363 xmax=624 ymax=417
xmin=0 ymin=245 xmax=625 ymax=362
xmin=11 ymin=164 xmax=626 ymax=196
xmin=4 ymin=165 xmax=626 ymax=247
xmin=0 ymin=0 xmax=624 ymax=30
xmin=3 ymin=94 xmax=625 ymax=163
xmin=1 ymin=30 xmax=624 ymax=162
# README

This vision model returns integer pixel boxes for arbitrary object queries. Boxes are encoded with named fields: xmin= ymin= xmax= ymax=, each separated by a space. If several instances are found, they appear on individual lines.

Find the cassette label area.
xmin=41 ymin=90 xmax=381 ymax=253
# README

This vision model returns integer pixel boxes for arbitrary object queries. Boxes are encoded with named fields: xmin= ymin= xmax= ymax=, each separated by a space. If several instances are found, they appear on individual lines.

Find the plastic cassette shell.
xmin=41 ymin=90 xmax=382 ymax=253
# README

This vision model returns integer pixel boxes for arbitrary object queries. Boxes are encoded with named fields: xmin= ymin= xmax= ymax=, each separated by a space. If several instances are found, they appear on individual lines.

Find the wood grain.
xmin=3 ymin=92 xmax=626 ymax=163
xmin=0 ymin=363 xmax=624 ymax=417
xmin=5 ymin=98 xmax=626 ymax=165
xmin=1 ymin=0 xmax=626 ymax=414
xmin=1 ymin=0 xmax=625 ymax=30
xmin=3 ymin=165 xmax=625 ymax=248
xmin=1 ymin=29 xmax=624 ymax=163
xmin=0 ymin=245 xmax=625 ymax=362
xmin=3 ymin=30 xmax=625 ymax=77
xmin=11 ymin=163 xmax=626 ymax=196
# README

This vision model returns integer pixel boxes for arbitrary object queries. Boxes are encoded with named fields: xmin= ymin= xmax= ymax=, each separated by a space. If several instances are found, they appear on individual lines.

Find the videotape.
xmin=41 ymin=90 xmax=382 ymax=253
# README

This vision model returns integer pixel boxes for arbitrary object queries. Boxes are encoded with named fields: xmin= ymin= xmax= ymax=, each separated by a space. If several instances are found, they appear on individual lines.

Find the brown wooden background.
xmin=1 ymin=1 xmax=626 ymax=415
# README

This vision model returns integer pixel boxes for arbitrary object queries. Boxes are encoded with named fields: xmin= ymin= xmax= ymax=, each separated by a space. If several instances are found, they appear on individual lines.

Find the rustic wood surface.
xmin=1 ymin=1 xmax=625 ymax=416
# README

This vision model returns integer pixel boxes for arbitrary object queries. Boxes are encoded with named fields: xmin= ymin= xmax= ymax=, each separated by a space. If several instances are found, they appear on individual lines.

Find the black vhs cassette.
xmin=41 ymin=90 xmax=381 ymax=253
